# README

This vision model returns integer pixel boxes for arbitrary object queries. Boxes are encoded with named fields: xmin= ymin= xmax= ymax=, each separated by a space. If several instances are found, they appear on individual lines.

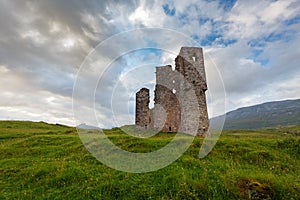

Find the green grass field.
xmin=1 ymin=121 xmax=299 ymax=199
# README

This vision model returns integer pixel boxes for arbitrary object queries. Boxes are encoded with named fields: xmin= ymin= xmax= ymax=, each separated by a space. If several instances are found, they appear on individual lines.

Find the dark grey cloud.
xmin=0 ymin=0 xmax=138 ymax=96
xmin=0 ymin=0 xmax=120 ymax=124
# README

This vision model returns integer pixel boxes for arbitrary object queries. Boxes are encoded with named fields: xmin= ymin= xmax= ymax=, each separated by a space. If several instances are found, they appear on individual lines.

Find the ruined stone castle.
xmin=135 ymin=47 xmax=209 ymax=136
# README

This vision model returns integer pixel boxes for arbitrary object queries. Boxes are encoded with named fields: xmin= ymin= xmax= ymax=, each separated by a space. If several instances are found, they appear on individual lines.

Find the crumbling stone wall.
xmin=151 ymin=65 xmax=181 ymax=132
xmin=135 ymin=47 xmax=209 ymax=136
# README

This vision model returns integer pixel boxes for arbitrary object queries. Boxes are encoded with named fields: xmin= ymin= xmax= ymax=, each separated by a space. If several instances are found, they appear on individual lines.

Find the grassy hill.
xmin=1 ymin=121 xmax=299 ymax=199
xmin=211 ymin=99 xmax=300 ymax=130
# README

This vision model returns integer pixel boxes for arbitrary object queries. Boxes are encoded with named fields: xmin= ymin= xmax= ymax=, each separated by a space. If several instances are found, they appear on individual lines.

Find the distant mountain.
xmin=76 ymin=123 xmax=101 ymax=130
xmin=211 ymin=99 xmax=300 ymax=130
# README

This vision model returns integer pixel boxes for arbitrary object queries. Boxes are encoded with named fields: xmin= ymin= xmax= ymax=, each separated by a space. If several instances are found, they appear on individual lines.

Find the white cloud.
xmin=226 ymin=0 xmax=300 ymax=40
xmin=260 ymin=0 xmax=298 ymax=24
xmin=129 ymin=0 xmax=166 ymax=27
xmin=21 ymin=30 xmax=48 ymax=46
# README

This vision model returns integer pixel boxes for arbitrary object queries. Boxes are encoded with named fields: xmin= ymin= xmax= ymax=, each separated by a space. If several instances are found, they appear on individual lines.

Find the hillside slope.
xmin=1 ymin=121 xmax=299 ymax=199
xmin=211 ymin=99 xmax=300 ymax=130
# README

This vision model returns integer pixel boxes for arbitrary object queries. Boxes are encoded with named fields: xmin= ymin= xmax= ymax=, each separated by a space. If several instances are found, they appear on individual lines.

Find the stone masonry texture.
xmin=135 ymin=47 xmax=209 ymax=136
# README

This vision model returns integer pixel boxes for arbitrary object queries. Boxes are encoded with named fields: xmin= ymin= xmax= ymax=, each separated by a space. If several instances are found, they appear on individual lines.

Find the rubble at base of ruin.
xmin=135 ymin=47 xmax=209 ymax=136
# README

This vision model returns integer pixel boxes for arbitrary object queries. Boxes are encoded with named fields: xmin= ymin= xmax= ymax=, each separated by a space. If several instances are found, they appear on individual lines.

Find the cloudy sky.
xmin=0 ymin=0 xmax=299 ymax=128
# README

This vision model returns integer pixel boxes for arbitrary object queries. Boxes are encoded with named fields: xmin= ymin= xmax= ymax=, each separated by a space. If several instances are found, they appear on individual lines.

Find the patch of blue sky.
xmin=122 ymin=48 xmax=163 ymax=69
xmin=177 ymin=13 xmax=189 ymax=25
xmin=264 ymin=30 xmax=296 ymax=43
xmin=162 ymin=4 xmax=176 ymax=16
xmin=204 ymin=35 xmax=236 ymax=47
xmin=192 ymin=33 xmax=236 ymax=47
xmin=248 ymin=39 xmax=266 ymax=48
xmin=199 ymin=17 xmax=210 ymax=25
xmin=218 ymin=0 xmax=237 ymax=12
xmin=211 ymin=19 xmax=230 ymax=30
xmin=200 ymin=33 xmax=222 ymax=46
xmin=216 ymin=38 xmax=237 ymax=46
xmin=284 ymin=15 xmax=300 ymax=26
xmin=252 ymin=49 xmax=263 ymax=58
xmin=191 ymin=34 xmax=200 ymax=41
xmin=201 ymin=0 xmax=236 ymax=11
xmin=248 ymin=30 xmax=296 ymax=49
xmin=256 ymin=59 xmax=269 ymax=66
xmin=248 ymin=49 xmax=269 ymax=66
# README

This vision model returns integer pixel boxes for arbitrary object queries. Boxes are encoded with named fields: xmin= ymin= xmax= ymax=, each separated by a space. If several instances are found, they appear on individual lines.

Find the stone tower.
xmin=135 ymin=47 xmax=209 ymax=136
xmin=175 ymin=47 xmax=209 ymax=135
xmin=135 ymin=88 xmax=150 ymax=130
